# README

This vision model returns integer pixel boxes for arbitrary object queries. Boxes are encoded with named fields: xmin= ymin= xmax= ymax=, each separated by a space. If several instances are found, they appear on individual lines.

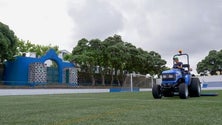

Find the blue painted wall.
xmin=3 ymin=49 xmax=74 ymax=85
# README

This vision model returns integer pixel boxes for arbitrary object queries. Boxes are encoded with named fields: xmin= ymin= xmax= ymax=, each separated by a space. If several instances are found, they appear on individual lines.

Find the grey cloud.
xmin=68 ymin=0 xmax=124 ymax=40
xmin=67 ymin=0 xmax=222 ymax=73
xmin=121 ymin=0 xmax=222 ymax=61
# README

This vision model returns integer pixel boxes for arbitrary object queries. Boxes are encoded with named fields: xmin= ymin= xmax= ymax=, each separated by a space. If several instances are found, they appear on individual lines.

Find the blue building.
xmin=3 ymin=49 xmax=77 ymax=86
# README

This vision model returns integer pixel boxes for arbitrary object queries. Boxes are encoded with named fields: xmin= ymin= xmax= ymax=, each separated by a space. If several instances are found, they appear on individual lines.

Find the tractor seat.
xmin=182 ymin=64 xmax=190 ymax=68
xmin=182 ymin=64 xmax=190 ymax=73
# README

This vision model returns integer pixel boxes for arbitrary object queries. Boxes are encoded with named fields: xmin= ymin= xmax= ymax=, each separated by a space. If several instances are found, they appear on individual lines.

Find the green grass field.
xmin=0 ymin=90 xmax=221 ymax=125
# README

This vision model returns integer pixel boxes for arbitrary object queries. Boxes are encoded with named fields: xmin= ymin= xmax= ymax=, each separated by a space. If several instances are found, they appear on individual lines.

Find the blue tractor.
xmin=152 ymin=50 xmax=201 ymax=99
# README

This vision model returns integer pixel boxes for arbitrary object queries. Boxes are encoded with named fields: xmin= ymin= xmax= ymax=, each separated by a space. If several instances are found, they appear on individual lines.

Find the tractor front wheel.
xmin=179 ymin=83 xmax=189 ymax=99
xmin=152 ymin=84 xmax=162 ymax=99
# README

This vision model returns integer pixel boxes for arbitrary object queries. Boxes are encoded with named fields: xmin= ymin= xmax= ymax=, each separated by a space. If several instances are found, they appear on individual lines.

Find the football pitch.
xmin=0 ymin=90 xmax=221 ymax=125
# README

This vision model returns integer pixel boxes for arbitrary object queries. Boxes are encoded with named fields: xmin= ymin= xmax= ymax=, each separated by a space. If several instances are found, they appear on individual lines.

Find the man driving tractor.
xmin=173 ymin=56 xmax=183 ymax=69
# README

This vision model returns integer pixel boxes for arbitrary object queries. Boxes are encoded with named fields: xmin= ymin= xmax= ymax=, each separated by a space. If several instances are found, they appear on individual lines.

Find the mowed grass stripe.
xmin=0 ymin=91 xmax=221 ymax=125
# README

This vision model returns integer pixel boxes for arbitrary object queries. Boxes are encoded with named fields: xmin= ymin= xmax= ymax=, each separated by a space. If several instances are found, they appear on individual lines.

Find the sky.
xmin=1 ymin=0 xmax=222 ymax=74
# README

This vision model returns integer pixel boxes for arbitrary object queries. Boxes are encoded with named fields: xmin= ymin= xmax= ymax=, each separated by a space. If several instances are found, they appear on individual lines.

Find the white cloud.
xmin=0 ymin=0 xmax=73 ymax=50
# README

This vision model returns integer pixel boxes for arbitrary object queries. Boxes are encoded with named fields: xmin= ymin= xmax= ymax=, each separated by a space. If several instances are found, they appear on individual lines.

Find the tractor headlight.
xmin=162 ymin=74 xmax=167 ymax=79
xmin=168 ymin=74 xmax=174 ymax=78
xmin=162 ymin=74 xmax=176 ymax=81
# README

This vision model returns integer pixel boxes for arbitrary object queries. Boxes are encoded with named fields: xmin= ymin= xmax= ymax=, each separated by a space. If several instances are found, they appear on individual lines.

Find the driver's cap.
xmin=173 ymin=56 xmax=178 ymax=60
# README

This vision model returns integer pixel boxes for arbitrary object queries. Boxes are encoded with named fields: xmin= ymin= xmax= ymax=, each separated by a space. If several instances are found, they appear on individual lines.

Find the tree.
xmin=148 ymin=51 xmax=167 ymax=75
xmin=197 ymin=50 xmax=222 ymax=75
xmin=104 ymin=35 xmax=127 ymax=86
xmin=16 ymin=39 xmax=59 ymax=57
xmin=89 ymin=39 xmax=106 ymax=85
xmin=71 ymin=38 xmax=97 ymax=85
xmin=87 ymin=39 xmax=103 ymax=86
xmin=0 ymin=22 xmax=18 ymax=62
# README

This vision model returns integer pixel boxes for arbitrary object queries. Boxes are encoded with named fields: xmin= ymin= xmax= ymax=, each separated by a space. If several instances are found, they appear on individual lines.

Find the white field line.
xmin=0 ymin=89 xmax=109 ymax=96
xmin=0 ymin=87 xmax=221 ymax=96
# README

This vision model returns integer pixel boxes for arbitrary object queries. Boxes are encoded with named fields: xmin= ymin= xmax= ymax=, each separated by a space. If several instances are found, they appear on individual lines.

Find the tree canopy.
xmin=16 ymin=39 xmax=59 ymax=57
xmin=0 ymin=22 xmax=18 ymax=62
xmin=66 ymin=34 xmax=167 ymax=85
xmin=197 ymin=50 xmax=222 ymax=75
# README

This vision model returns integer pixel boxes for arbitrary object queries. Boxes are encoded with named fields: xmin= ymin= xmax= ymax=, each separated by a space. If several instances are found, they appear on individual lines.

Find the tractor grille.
xmin=162 ymin=74 xmax=176 ymax=81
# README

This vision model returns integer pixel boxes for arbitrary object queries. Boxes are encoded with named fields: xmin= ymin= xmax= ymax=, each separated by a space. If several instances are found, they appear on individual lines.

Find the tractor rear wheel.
xmin=179 ymin=83 xmax=189 ymax=99
xmin=189 ymin=77 xmax=201 ymax=97
xmin=152 ymin=84 xmax=162 ymax=99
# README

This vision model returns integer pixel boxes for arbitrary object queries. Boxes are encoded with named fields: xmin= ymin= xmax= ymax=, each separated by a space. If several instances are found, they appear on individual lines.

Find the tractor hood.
xmin=162 ymin=68 xmax=182 ymax=75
